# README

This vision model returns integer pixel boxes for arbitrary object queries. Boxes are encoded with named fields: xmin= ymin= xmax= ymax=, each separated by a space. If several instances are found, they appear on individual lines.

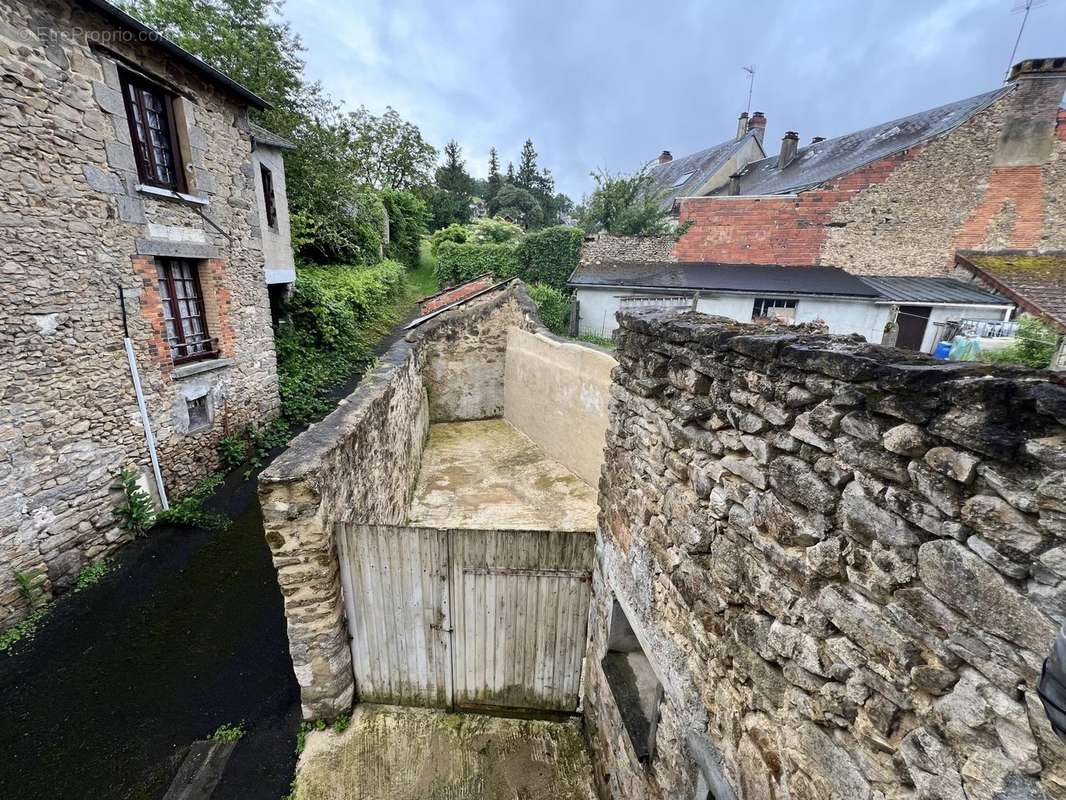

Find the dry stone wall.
xmin=259 ymin=283 xmax=540 ymax=718
xmin=0 ymin=0 xmax=278 ymax=626
xmin=585 ymin=308 xmax=1066 ymax=800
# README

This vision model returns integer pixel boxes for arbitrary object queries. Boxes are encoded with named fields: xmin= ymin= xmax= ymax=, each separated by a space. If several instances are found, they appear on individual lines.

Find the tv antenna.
xmin=742 ymin=65 xmax=756 ymax=114
xmin=1005 ymin=0 xmax=1046 ymax=81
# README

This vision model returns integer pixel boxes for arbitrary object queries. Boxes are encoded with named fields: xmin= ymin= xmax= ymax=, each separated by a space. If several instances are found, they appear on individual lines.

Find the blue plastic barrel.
xmin=933 ymin=341 xmax=952 ymax=360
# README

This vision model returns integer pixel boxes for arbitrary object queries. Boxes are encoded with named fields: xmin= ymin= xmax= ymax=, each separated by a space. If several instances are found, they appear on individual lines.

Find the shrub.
xmin=528 ymin=283 xmax=570 ymax=335
xmin=382 ymin=188 xmax=429 ymax=268
xmin=218 ymin=434 xmax=248 ymax=469
xmin=73 ymin=560 xmax=109 ymax=592
xmin=469 ymin=217 xmax=524 ymax=244
xmin=434 ymin=240 xmax=520 ymax=287
xmin=212 ymin=723 xmax=245 ymax=743
xmin=156 ymin=473 xmax=228 ymax=530
xmin=114 ymin=467 xmax=155 ymax=537
xmin=514 ymin=225 xmax=583 ymax=291
xmin=980 ymin=314 xmax=1060 ymax=369
xmin=428 ymin=223 xmax=470 ymax=256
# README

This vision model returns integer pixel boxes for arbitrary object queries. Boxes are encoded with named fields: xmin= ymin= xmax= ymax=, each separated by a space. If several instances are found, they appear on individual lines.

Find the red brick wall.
xmin=674 ymin=149 xmax=917 ymax=265
xmin=419 ymin=274 xmax=495 ymax=315
xmin=953 ymin=166 xmax=1045 ymax=251
xmin=1057 ymin=108 xmax=1066 ymax=142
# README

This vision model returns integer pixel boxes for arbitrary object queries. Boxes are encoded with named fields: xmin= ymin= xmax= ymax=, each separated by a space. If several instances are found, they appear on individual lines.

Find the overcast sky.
xmin=281 ymin=0 xmax=1066 ymax=200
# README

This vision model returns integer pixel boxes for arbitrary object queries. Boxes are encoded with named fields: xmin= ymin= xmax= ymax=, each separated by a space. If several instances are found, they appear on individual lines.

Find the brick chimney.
xmin=658 ymin=150 xmax=673 ymax=164
xmin=748 ymin=112 xmax=767 ymax=144
xmin=778 ymin=131 xmax=799 ymax=168
xmin=997 ymin=57 xmax=1066 ymax=166
xmin=736 ymin=112 xmax=749 ymax=141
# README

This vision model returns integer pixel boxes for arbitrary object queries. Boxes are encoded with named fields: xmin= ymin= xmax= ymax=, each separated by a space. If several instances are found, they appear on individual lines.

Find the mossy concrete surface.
xmin=295 ymin=704 xmax=596 ymax=800
xmin=407 ymin=419 xmax=599 ymax=531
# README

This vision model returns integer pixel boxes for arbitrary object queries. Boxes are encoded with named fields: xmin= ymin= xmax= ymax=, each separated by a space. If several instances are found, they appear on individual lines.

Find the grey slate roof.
xmin=859 ymin=276 xmax=1011 ymax=305
xmin=717 ymin=87 xmax=1011 ymax=196
xmin=569 ymin=261 xmax=879 ymax=299
xmin=250 ymin=123 xmax=297 ymax=151
xmin=80 ymin=0 xmax=269 ymax=109
xmin=646 ymin=133 xmax=757 ymax=211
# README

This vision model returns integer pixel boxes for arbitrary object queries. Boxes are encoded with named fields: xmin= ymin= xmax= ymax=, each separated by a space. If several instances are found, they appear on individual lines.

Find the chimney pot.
xmin=736 ymin=112 xmax=749 ymax=141
xmin=728 ymin=174 xmax=741 ymax=196
xmin=778 ymin=131 xmax=800 ymax=169
xmin=811 ymin=136 xmax=825 ymax=143
xmin=658 ymin=150 xmax=672 ymax=164
xmin=748 ymin=111 xmax=767 ymax=144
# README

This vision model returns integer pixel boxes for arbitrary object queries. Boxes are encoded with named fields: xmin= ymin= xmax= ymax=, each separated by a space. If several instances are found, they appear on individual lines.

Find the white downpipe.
xmin=124 ymin=337 xmax=169 ymax=510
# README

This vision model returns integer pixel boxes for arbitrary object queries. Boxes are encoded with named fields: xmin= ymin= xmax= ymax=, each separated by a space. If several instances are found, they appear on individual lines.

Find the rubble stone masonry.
xmin=0 ymin=0 xmax=279 ymax=626
xmin=675 ymin=74 xmax=1066 ymax=276
xmin=585 ymin=308 xmax=1066 ymax=799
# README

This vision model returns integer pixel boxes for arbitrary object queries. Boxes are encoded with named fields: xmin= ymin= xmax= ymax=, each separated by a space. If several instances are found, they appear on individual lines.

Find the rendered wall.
xmin=503 ymin=328 xmax=616 ymax=486
xmin=585 ymin=308 xmax=1066 ymax=800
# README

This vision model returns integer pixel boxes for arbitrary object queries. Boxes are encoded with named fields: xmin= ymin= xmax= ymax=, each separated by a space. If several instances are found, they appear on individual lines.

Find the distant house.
xmin=569 ymin=261 xmax=1011 ymax=348
xmin=0 ymin=0 xmax=296 ymax=625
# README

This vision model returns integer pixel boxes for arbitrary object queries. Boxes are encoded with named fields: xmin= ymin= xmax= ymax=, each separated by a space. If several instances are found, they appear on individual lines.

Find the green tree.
xmin=344 ymin=106 xmax=437 ymax=191
xmin=381 ymin=188 xmax=429 ymax=267
xmin=493 ymin=184 xmax=543 ymax=229
xmin=516 ymin=139 xmax=539 ymax=192
xmin=506 ymin=161 xmax=515 ymax=184
xmin=486 ymin=147 xmax=502 ymax=202
xmin=429 ymin=140 xmax=475 ymax=229
xmin=576 ymin=167 xmax=672 ymax=235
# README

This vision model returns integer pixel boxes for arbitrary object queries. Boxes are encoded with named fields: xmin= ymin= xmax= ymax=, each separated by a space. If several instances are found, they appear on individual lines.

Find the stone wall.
xmin=580 ymin=233 xmax=678 ymax=265
xmin=259 ymin=282 xmax=541 ymax=718
xmin=585 ymin=308 xmax=1066 ymax=800
xmin=503 ymin=328 xmax=616 ymax=486
xmin=0 ymin=0 xmax=279 ymax=626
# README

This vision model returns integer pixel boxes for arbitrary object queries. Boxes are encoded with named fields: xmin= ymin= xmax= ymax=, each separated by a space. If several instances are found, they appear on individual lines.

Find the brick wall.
xmin=0 ymin=0 xmax=279 ymax=626
xmin=586 ymin=308 xmax=1066 ymax=800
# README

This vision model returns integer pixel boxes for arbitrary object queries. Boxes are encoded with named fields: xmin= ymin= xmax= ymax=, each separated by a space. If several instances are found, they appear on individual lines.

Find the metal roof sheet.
xmin=569 ymin=261 xmax=879 ymax=298
xmin=717 ymin=87 xmax=1010 ymax=196
xmin=858 ymin=276 xmax=1011 ymax=305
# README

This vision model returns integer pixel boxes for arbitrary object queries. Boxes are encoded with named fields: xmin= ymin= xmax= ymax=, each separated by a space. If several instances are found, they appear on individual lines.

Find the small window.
xmin=601 ymin=600 xmax=663 ymax=763
xmin=752 ymin=297 xmax=797 ymax=323
xmin=186 ymin=395 xmax=211 ymax=430
xmin=120 ymin=70 xmax=185 ymax=191
xmin=156 ymin=258 xmax=216 ymax=363
xmin=671 ymin=170 xmax=697 ymax=188
xmin=260 ymin=164 xmax=278 ymax=229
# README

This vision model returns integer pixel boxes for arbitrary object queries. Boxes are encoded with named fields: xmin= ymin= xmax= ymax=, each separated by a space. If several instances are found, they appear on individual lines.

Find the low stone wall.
xmin=585 ymin=308 xmax=1066 ymax=800
xmin=259 ymin=282 xmax=540 ymax=718
xmin=503 ymin=328 xmax=616 ymax=486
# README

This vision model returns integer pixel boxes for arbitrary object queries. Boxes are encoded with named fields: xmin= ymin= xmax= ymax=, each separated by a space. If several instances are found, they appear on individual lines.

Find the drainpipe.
xmin=119 ymin=286 xmax=169 ymax=510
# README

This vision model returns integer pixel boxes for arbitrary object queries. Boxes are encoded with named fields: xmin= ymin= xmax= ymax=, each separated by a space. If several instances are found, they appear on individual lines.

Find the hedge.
xmin=433 ymin=225 xmax=584 ymax=292
xmin=528 ymin=283 xmax=569 ymax=334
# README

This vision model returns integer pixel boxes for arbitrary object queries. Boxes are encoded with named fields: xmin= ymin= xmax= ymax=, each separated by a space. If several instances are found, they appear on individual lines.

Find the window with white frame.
xmin=752 ymin=297 xmax=797 ymax=323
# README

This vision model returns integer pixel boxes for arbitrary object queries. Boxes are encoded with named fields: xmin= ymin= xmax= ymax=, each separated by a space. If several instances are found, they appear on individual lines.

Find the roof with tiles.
xmin=713 ymin=87 xmax=1011 ymax=197
xmin=957 ymin=251 xmax=1066 ymax=332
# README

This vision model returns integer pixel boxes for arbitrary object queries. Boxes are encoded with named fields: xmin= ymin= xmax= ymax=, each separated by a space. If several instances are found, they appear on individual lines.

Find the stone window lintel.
xmin=172 ymin=357 xmax=234 ymax=381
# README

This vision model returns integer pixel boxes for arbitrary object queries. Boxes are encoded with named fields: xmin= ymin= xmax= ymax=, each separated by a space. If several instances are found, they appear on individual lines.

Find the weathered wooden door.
xmin=337 ymin=524 xmax=594 ymax=713
xmin=449 ymin=529 xmax=594 ymax=713
xmin=337 ymin=524 xmax=453 ymax=708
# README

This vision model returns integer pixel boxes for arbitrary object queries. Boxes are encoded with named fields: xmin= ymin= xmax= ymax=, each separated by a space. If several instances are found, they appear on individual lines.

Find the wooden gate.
xmin=336 ymin=524 xmax=594 ymax=713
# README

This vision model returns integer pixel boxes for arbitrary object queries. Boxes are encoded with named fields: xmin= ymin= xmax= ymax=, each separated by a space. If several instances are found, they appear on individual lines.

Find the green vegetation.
xmin=0 ymin=570 xmax=49 ymax=653
xmin=575 ymin=333 xmax=615 ymax=350
xmin=433 ymin=225 xmax=583 ymax=292
xmin=528 ymin=284 xmax=569 ymax=335
xmin=980 ymin=314 xmax=1061 ymax=370
xmin=73 ymin=560 xmax=109 ymax=592
xmin=332 ymin=713 xmax=350 ymax=734
xmin=156 ymin=473 xmax=228 ymax=530
xmin=296 ymin=719 xmax=328 ymax=755
xmin=218 ymin=433 xmax=248 ymax=469
xmin=576 ymin=167 xmax=675 ymax=236
xmin=211 ymin=722 xmax=246 ymax=743
xmin=113 ymin=467 xmax=156 ymax=537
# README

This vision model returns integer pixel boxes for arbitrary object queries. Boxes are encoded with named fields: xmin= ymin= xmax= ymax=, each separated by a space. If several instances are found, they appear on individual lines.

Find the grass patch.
xmin=574 ymin=333 xmax=615 ymax=350
xmin=410 ymin=240 xmax=440 ymax=299
xmin=73 ymin=560 xmax=108 ymax=592
xmin=211 ymin=722 xmax=246 ymax=743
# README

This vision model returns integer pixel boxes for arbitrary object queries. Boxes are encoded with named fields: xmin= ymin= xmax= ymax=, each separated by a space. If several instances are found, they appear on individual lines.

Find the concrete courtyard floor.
xmin=407 ymin=419 xmax=600 ymax=531
xmin=295 ymin=704 xmax=597 ymax=800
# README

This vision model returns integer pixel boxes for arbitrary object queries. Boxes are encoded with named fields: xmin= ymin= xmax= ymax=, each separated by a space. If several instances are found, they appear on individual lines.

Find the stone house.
xmin=0 ymin=0 xmax=292 ymax=627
